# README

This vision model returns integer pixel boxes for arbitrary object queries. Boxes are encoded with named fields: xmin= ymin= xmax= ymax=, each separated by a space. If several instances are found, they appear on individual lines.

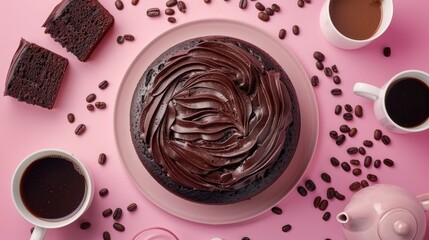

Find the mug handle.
xmin=353 ymin=82 xmax=381 ymax=101
xmin=30 ymin=226 xmax=46 ymax=240
xmin=416 ymin=193 xmax=429 ymax=211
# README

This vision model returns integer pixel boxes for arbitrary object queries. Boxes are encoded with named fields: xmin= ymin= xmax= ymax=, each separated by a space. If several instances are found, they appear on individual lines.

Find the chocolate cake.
xmin=4 ymin=38 xmax=68 ymax=109
xmin=131 ymin=36 xmax=300 ymax=204
xmin=43 ymin=0 xmax=114 ymax=62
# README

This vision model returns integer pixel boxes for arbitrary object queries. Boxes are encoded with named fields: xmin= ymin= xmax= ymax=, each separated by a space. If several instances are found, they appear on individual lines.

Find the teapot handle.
xmin=416 ymin=193 xmax=429 ymax=211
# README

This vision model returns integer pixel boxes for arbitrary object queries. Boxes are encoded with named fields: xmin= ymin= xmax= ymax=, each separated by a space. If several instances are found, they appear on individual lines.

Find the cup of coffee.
xmin=353 ymin=70 xmax=429 ymax=133
xmin=320 ymin=0 xmax=393 ymax=49
xmin=11 ymin=149 xmax=94 ymax=240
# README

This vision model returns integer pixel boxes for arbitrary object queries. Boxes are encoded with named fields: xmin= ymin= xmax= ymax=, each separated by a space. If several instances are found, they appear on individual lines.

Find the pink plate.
xmin=114 ymin=19 xmax=319 ymax=224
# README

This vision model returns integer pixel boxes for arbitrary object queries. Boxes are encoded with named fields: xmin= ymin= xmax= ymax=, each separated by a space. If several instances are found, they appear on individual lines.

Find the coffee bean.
xmin=374 ymin=159 xmax=381 ymax=168
xmin=336 ymin=134 xmax=346 ymax=145
xmin=350 ymin=159 xmax=360 ymax=166
xmin=67 ymin=113 xmax=75 ymax=123
xmin=358 ymin=147 xmax=366 ymax=155
xmin=127 ymin=203 xmax=138 ymax=212
xmin=324 ymin=67 xmax=333 ymax=77
xmin=86 ymin=93 xmax=96 ymax=103
xmin=355 ymin=105 xmax=363 ymax=117
xmin=271 ymin=3 xmax=280 ymax=12
xmin=329 ymin=130 xmax=338 ymax=139
xmin=166 ymin=0 xmax=177 ymax=7
xmin=279 ymin=29 xmax=287 ymax=40
xmin=310 ymin=75 xmax=319 ymax=86
xmin=113 ymin=223 xmax=125 ymax=232
xmin=364 ymin=156 xmax=372 ymax=168
xmin=334 ymin=191 xmax=345 ymax=201
xmin=113 ymin=208 xmax=122 ymax=220
xmin=349 ymin=181 xmax=361 ymax=191
xmin=80 ymin=221 xmax=91 ymax=230
xmin=313 ymin=196 xmax=322 ymax=208
xmin=319 ymin=199 xmax=328 ymax=211
xmin=292 ymin=25 xmax=300 ymax=35
xmin=322 ymin=212 xmax=331 ymax=221
xmin=177 ymin=1 xmax=186 ymax=13
xmin=383 ymin=158 xmax=394 ymax=167
xmin=115 ymin=0 xmax=124 ymax=10
xmin=124 ymin=34 xmax=135 ymax=41
xmin=321 ymin=172 xmax=331 ymax=183
xmin=87 ymin=104 xmax=95 ymax=111
xmin=255 ymin=2 xmax=265 ymax=11
xmin=271 ymin=206 xmax=283 ymax=215
xmin=340 ymin=124 xmax=350 ymax=133
xmin=381 ymin=135 xmax=391 ymax=145
xmin=98 ymin=153 xmax=107 ymax=165
xmin=348 ymin=128 xmax=357 ymax=137
xmin=75 ymin=124 xmax=86 ymax=135
xmin=167 ymin=17 xmax=176 ymax=23
xmin=165 ymin=8 xmax=175 ymax=15
xmin=147 ymin=8 xmax=161 ymax=17
xmin=361 ymin=180 xmax=369 ymax=188
xmin=102 ymin=208 xmax=113 ymax=217
xmin=330 ymin=157 xmax=340 ymax=167
xmin=131 ymin=0 xmax=139 ymax=6
xmin=242 ymin=237 xmax=250 ymax=240
xmin=258 ymin=11 xmax=270 ymax=21
xmin=344 ymin=104 xmax=353 ymax=112
xmin=316 ymin=61 xmax=324 ymax=70
xmin=367 ymin=174 xmax=378 ymax=182
xmin=327 ymin=187 xmax=335 ymax=199
xmin=335 ymin=105 xmax=342 ymax=115
xmin=352 ymin=168 xmax=362 ymax=176
xmin=99 ymin=188 xmax=109 ymax=197
xmin=282 ymin=224 xmax=292 ymax=232
xmin=265 ymin=7 xmax=274 ymax=15
xmin=333 ymin=76 xmax=341 ymax=84
xmin=204 ymin=0 xmax=210 ymax=3
xmin=383 ymin=47 xmax=391 ymax=57
xmin=347 ymin=147 xmax=359 ymax=155
xmin=297 ymin=186 xmax=307 ymax=196
xmin=95 ymin=101 xmax=107 ymax=109
xmin=99 ymin=80 xmax=109 ymax=90
xmin=331 ymin=88 xmax=342 ymax=96
xmin=297 ymin=0 xmax=305 ymax=8
xmin=103 ymin=231 xmax=111 ymax=240
xmin=374 ymin=129 xmax=382 ymax=140
xmin=363 ymin=140 xmax=373 ymax=147
xmin=343 ymin=113 xmax=353 ymax=121
xmin=331 ymin=65 xmax=338 ymax=73
xmin=341 ymin=162 xmax=351 ymax=172
xmin=304 ymin=0 xmax=311 ymax=3
xmin=239 ymin=0 xmax=248 ymax=9
xmin=305 ymin=179 xmax=316 ymax=191
xmin=117 ymin=35 xmax=124 ymax=44
xmin=313 ymin=51 xmax=325 ymax=62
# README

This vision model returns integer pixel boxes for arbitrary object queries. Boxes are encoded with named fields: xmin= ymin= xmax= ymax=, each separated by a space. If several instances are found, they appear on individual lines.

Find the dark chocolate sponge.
xmin=43 ymin=0 xmax=114 ymax=62
xmin=130 ymin=36 xmax=300 ymax=204
xmin=4 ymin=38 xmax=68 ymax=109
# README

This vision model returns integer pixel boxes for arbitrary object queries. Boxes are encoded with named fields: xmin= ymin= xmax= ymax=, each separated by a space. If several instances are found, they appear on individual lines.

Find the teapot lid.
xmin=378 ymin=209 xmax=417 ymax=240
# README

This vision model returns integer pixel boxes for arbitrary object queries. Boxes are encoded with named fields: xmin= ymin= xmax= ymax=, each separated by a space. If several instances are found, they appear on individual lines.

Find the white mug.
xmin=11 ymin=149 xmax=94 ymax=240
xmin=353 ymin=70 xmax=429 ymax=133
xmin=320 ymin=0 xmax=393 ymax=49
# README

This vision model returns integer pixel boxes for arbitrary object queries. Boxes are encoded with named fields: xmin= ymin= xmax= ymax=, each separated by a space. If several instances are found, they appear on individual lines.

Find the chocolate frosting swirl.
xmin=140 ymin=39 xmax=292 ymax=191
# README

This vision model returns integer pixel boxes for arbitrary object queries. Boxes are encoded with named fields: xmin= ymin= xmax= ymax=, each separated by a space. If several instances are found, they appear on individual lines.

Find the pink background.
xmin=1 ymin=0 xmax=428 ymax=239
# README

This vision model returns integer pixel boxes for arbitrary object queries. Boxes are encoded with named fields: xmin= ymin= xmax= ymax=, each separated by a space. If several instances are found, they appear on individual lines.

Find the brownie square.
xmin=43 ymin=0 xmax=114 ymax=62
xmin=4 ymin=38 xmax=68 ymax=109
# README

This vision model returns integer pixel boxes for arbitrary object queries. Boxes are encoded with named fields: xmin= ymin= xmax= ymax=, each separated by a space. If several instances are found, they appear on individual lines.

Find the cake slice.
xmin=4 ymin=38 xmax=68 ymax=109
xmin=43 ymin=0 xmax=114 ymax=62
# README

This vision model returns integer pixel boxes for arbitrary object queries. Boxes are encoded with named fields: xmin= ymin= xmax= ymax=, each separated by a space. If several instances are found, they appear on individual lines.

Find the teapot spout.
xmin=337 ymin=206 xmax=375 ymax=231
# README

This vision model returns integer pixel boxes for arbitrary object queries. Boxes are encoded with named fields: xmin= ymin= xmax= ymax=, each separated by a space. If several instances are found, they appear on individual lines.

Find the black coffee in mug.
xmin=20 ymin=156 xmax=86 ymax=219
xmin=385 ymin=78 xmax=429 ymax=128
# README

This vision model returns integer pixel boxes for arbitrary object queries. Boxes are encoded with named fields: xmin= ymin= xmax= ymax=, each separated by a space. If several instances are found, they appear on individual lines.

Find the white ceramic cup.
xmin=320 ymin=0 xmax=393 ymax=49
xmin=353 ymin=70 xmax=429 ymax=133
xmin=11 ymin=149 xmax=94 ymax=240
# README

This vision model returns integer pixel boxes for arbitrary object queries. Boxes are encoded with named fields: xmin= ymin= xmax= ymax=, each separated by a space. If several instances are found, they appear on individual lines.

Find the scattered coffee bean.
xmin=352 ymin=168 xmax=362 ymax=176
xmin=258 ymin=11 xmax=270 ymax=21
xmin=117 ymin=35 xmax=124 ymax=44
xmin=313 ymin=51 xmax=325 ymax=62
xmin=271 ymin=3 xmax=280 ymax=12
xmin=86 ymin=93 xmax=96 ymax=103
xmin=75 ymin=124 xmax=86 ymax=135
xmin=99 ymin=80 xmax=109 ymax=90
xmin=87 ymin=104 xmax=95 ymax=111
xmin=279 ymin=28 xmax=287 ymax=40
xmin=271 ymin=206 xmax=283 ymax=215
xmin=383 ymin=47 xmax=391 ymax=57
xmin=147 ymin=8 xmax=161 ymax=17
xmin=242 ymin=237 xmax=250 ymax=240
xmin=167 ymin=17 xmax=176 ymax=23
xmin=297 ymin=186 xmax=307 ymax=196
xmin=310 ymin=75 xmax=319 ymax=87
xmin=383 ymin=158 xmax=394 ymax=167
xmin=165 ymin=8 xmax=175 ymax=15
xmin=103 ymin=231 xmax=111 ymax=240
xmin=305 ymin=179 xmax=316 ymax=191
xmin=304 ymin=0 xmax=311 ymax=3
xmin=364 ymin=156 xmax=372 ymax=168
xmin=344 ymin=104 xmax=353 ymax=112
xmin=331 ymin=88 xmax=342 ymax=96
xmin=80 ymin=221 xmax=91 ymax=230
xmin=327 ymin=187 xmax=335 ymax=199
xmin=343 ymin=113 xmax=353 ymax=121
xmin=363 ymin=140 xmax=373 ymax=147
xmin=358 ymin=147 xmax=366 ymax=155
xmin=348 ymin=128 xmax=357 ymax=137
xmin=355 ymin=105 xmax=363 ymax=117
xmin=319 ymin=199 xmax=328 ymax=211
xmin=350 ymin=159 xmax=360 ymax=166
xmin=113 ymin=223 xmax=125 ymax=232
xmin=316 ymin=61 xmax=324 ymax=70
xmin=329 ymin=130 xmax=338 ymax=139
xmin=99 ymin=188 xmax=109 ymax=197
xmin=166 ymin=0 xmax=177 ymax=7
xmin=313 ymin=196 xmax=322 ymax=208
xmin=374 ymin=159 xmax=381 ymax=168
xmin=324 ymin=67 xmax=333 ymax=77
xmin=341 ymin=162 xmax=351 ymax=172
xmin=331 ymin=65 xmax=338 ymax=73
xmin=330 ymin=157 xmax=340 ymax=167
xmin=292 ymin=25 xmax=300 ymax=35
xmin=336 ymin=134 xmax=346 ymax=145
xmin=381 ymin=135 xmax=391 ymax=145
xmin=347 ymin=147 xmax=359 ymax=155
xmin=115 ymin=0 xmax=124 ymax=10
xmin=334 ymin=191 xmax=345 ymax=200
xmin=297 ymin=0 xmax=304 ymax=8
xmin=361 ymin=179 xmax=369 ymax=188
xmin=374 ymin=129 xmax=382 ymax=140
xmin=103 ymin=208 xmax=113 ymax=217
xmin=340 ymin=124 xmax=350 ymax=133
xmin=131 ymin=0 xmax=139 ymax=6
xmin=367 ymin=174 xmax=378 ymax=182
xmin=239 ymin=0 xmax=248 ymax=9
xmin=67 ymin=113 xmax=75 ymax=123
xmin=335 ymin=105 xmax=342 ymax=115
xmin=95 ymin=101 xmax=107 ymax=109
xmin=333 ymin=76 xmax=341 ymax=84
xmin=349 ymin=181 xmax=361 ymax=191
xmin=321 ymin=172 xmax=331 ymax=183
xmin=255 ymin=2 xmax=265 ymax=11
xmin=282 ymin=224 xmax=292 ymax=232
xmin=204 ymin=0 xmax=211 ymax=3
xmin=98 ymin=153 xmax=107 ymax=165
xmin=113 ymin=208 xmax=122 ymax=220
xmin=127 ymin=203 xmax=138 ymax=212
xmin=265 ymin=7 xmax=274 ymax=15
xmin=124 ymin=34 xmax=135 ymax=41
xmin=322 ymin=212 xmax=331 ymax=221
xmin=177 ymin=1 xmax=186 ymax=12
